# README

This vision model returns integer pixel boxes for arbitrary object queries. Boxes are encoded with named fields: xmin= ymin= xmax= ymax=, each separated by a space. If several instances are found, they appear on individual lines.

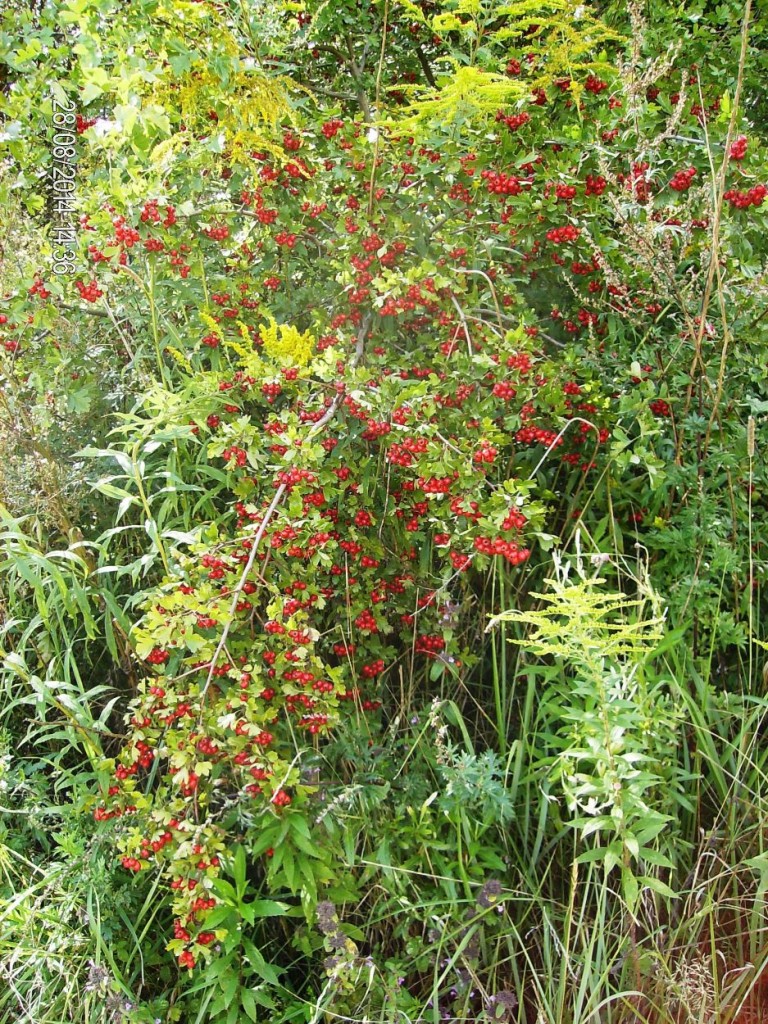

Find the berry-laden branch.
xmin=196 ymin=481 xmax=287 ymax=709
xmin=103 ymin=311 xmax=378 ymax=971
xmin=198 ymin=311 xmax=372 ymax=710
xmin=307 ymin=312 xmax=371 ymax=437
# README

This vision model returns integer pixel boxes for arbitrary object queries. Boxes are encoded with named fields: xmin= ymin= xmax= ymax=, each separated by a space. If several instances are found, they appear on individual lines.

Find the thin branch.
xmin=677 ymin=0 xmax=752 ymax=462
xmin=308 ymin=43 xmax=348 ymax=64
xmin=449 ymin=292 xmax=473 ymax=357
xmin=305 ymin=86 xmax=358 ymax=103
xmin=414 ymin=43 xmax=437 ymax=88
xmin=59 ymin=301 xmax=110 ymax=318
xmin=198 ymin=481 xmax=287 ymax=706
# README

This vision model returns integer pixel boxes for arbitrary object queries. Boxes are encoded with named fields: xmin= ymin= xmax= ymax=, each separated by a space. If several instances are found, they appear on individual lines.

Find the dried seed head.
xmin=316 ymin=901 xmax=338 ymax=935
xmin=477 ymin=878 xmax=503 ymax=908
xmin=748 ymin=416 xmax=756 ymax=458
xmin=487 ymin=991 xmax=519 ymax=1021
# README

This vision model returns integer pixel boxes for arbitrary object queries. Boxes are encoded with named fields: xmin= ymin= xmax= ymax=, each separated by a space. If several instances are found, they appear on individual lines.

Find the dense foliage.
xmin=1 ymin=0 xmax=767 ymax=1022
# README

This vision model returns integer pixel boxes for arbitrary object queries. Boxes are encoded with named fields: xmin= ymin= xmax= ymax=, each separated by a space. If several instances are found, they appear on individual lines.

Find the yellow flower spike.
xmin=224 ymin=339 xmax=250 ymax=359
xmin=165 ymin=346 xmax=193 ymax=371
xmin=236 ymin=320 xmax=251 ymax=345
xmin=200 ymin=311 xmax=223 ymax=339
xmin=220 ymin=321 xmax=253 ymax=360
xmin=259 ymin=317 xmax=315 ymax=368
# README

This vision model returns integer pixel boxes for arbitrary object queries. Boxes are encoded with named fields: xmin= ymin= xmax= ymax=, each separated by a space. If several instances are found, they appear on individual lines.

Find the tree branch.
xmin=197 ymin=312 xmax=372 ymax=708
xmin=414 ymin=43 xmax=436 ymax=88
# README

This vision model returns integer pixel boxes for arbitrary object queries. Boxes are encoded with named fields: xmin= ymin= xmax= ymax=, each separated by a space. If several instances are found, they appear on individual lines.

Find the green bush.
xmin=1 ymin=0 xmax=768 ymax=1020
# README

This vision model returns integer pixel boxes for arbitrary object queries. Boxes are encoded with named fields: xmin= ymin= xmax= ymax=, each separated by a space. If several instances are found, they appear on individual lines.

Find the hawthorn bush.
xmin=1 ymin=0 xmax=768 ymax=1021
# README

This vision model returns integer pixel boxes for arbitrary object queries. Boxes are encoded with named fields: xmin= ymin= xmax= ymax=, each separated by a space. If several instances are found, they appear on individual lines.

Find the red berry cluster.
xmin=415 ymin=634 xmax=445 ymax=657
xmin=584 ymin=75 xmax=608 ymax=94
xmin=516 ymin=425 xmax=562 ymax=447
xmin=354 ymin=509 xmax=374 ymax=527
xmin=474 ymin=535 xmax=531 ymax=565
xmin=354 ymin=608 xmax=378 ymax=632
xmin=299 ymin=713 xmax=329 ymax=734
xmin=112 ymin=216 xmax=140 ymax=247
xmin=502 ymin=508 xmax=527 ymax=531
xmin=473 ymin=441 xmax=498 ymax=465
xmin=417 ymin=475 xmax=455 ymax=494
xmin=669 ymin=167 xmax=696 ymax=192
xmin=28 ymin=276 xmax=51 ymax=299
xmin=140 ymin=199 xmax=176 ymax=226
xmin=204 ymin=223 xmax=230 ymax=241
xmin=555 ymin=184 xmax=577 ymax=202
xmin=546 ymin=225 xmax=580 ymax=244
xmin=75 ymin=279 xmax=103 ymax=302
xmin=723 ymin=184 xmax=767 ymax=209
xmin=322 ymin=118 xmax=344 ymax=139
xmin=481 ymin=170 xmax=523 ymax=196
xmin=222 ymin=446 xmax=248 ymax=467
xmin=495 ymin=110 xmax=531 ymax=132
xmin=492 ymin=380 xmax=517 ymax=401
xmin=729 ymin=135 xmax=748 ymax=161
xmin=274 ymin=466 xmax=317 ymax=489
xmin=361 ymin=659 xmax=385 ymax=678
xmin=178 ymin=951 xmax=196 ymax=970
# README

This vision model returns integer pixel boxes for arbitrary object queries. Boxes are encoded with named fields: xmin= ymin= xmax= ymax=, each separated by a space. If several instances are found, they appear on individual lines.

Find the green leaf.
xmin=203 ymin=906 xmax=237 ymax=930
xmin=639 ymin=876 xmax=678 ymax=899
xmin=243 ymin=939 xmax=283 ymax=985
xmin=246 ymin=899 xmax=290 ymax=918
xmin=81 ymin=81 xmax=106 ymax=104
xmin=219 ymin=970 xmax=239 ymax=1006
xmin=622 ymin=868 xmax=639 ymax=910
xmin=624 ymin=833 xmax=640 ymax=859
xmin=233 ymin=844 xmax=246 ymax=898
xmin=212 ymin=878 xmax=237 ymax=903
xmin=241 ymin=988 xmax=258 ymax=1022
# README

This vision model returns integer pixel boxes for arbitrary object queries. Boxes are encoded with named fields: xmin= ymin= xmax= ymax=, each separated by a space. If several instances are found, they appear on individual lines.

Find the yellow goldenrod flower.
xmin=259 ymin=317 xmax=315 ymax=368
